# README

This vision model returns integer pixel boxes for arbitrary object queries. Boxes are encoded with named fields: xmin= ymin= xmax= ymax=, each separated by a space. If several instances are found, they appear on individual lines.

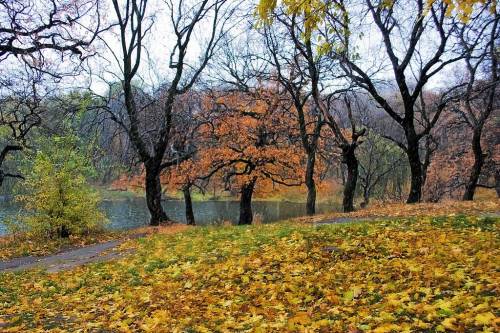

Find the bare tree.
xmin=452 ymin=10 xmax=499 ymax=200
xmin=0 ymin=0 xmax=106 ymax=187
xmin=326 ymin=0 xmax=491 ymax=203
xmin=0 ymin=69 xmax=46 ymax=186
xmin=357 ymin=131 xmax=406 ymax=206
xmin=260 ymin=15 xmax=326 ymax=215
xmin=0 ymin=0 xmax=104 ymax=62
xmin=105 ymin=0 xmax=235 ymax=225
xmin=262 ymin=8 xmax=365 ymax=212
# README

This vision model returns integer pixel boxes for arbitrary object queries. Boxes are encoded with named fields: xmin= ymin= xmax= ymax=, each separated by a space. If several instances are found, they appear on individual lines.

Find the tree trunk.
xmin=342 ymin=145 xmax=358 ymax=212
xmin=183 ymin=185 xmax=195 ymax=225
xmin=145 ymin=162 xmax=169 ymax=226
xmin=406 ymin=134 xmax=423 ymax=203
xmin=463 ymin=129 xmax=484 ymax=201
xmin=0 ymin=145 xmax=23 ymax=188
xmin=360 ymin=185 xmax=370 ymax=208
xmin=0 ymin=170 xmax=5 ymax=188
xmin=495 ymin=170 xmax=500 ymax=198
xmin=305 ymin=151 xmax=316 ymax=215
xmin=58 ymin=225 xmax=70 ymax=238
xmin=239 ymin=178 xmax=256 ymax=225
xmin=421 ymin=136 xmax=433 ymax=190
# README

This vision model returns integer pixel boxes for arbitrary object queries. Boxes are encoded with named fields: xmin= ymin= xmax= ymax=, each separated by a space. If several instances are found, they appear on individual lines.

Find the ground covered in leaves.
xmin=0 ymin=215 xmax=498 ymax=332
xmin=0 ymin=225 xmax=190 ymax=261
xmin=0 ymin=231 xmax=124 ymax=260
xmin=297 ymin=199 xmax=500 ymax=224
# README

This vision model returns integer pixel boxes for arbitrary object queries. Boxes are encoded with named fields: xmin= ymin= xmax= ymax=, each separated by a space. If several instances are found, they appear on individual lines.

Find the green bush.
xmin=15 ymin=135 xmax=107 ymax=238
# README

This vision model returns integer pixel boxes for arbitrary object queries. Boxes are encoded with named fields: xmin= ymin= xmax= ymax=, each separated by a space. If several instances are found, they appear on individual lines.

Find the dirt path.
xmin=0 ymin=234 xmax=144 ymax=273
xmin=0 ymin=224 xmax=192 ymax=273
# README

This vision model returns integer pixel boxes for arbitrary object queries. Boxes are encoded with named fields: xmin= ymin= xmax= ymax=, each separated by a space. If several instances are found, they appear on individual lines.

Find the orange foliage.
xmin=110 ymin=170 xmax=145 ymax=192
xmin=196 ymin=86 xmax=305 ymax=193
xmin=424 ymin=112 xmax=499 ymax=201
xmin=110 ymin=86 xmax=339 ymax=200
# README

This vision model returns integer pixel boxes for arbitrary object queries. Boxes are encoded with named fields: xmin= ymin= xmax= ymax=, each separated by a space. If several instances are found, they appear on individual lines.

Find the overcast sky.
xmin=85 ymin=0 xmax=469 ymax=97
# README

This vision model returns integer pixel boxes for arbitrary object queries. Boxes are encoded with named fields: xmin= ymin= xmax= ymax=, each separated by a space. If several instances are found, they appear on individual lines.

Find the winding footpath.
xmin=0 ymin=217 xmax=373 ymax=273
xmin=0 ymin=234 xmax=145 ymax=273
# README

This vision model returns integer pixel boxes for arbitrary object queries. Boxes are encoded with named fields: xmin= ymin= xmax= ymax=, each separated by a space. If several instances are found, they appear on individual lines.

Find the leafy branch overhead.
xmin=257 ymin=0 xmax=497 ymax=36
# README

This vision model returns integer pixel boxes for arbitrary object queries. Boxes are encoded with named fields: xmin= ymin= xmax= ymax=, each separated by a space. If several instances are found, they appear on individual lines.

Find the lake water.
xmin=0 ymin=198 xmax=338 ymax=235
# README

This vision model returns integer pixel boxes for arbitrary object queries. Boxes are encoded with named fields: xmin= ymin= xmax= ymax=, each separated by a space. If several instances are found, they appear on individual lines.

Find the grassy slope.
xmin=0 ymin=215 xmax=498 ymax=332
xmin=294 ymin=199 xmax=500 ymax=224
xmin=1 ymin=198 xmax=497 ymax=260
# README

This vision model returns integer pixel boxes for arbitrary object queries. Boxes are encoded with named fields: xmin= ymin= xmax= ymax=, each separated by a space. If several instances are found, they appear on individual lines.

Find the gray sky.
xmin=86 ymin=0 xmax=470 ymax=97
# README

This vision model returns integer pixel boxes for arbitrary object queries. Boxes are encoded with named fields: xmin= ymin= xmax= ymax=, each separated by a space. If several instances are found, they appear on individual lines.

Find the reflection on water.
xmin=0 ymin=198 xmax=338 ymax=235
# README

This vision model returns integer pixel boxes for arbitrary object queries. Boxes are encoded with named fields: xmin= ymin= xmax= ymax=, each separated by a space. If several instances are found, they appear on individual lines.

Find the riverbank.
xmin=99 ymin=185 xmax=344 ymax=205
xmin=1 ymin=199 xmax=497 ymax=260
xmin=0 ymin=213 xmax=498 ymax=331
xmin=0 ymin=198 xmax=341 ymax=238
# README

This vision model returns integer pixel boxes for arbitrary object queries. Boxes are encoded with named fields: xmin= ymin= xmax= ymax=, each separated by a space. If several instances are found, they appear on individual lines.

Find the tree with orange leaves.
xmin=200 ymin=86 xmax=304 ymax=225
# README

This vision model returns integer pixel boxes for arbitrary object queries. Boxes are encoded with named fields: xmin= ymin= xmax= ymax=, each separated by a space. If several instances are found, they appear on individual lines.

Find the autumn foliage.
xmin=1 ymin=216 xmax=498 ymax=331
xmin=201 ymin=88 xmax=303 ymax=188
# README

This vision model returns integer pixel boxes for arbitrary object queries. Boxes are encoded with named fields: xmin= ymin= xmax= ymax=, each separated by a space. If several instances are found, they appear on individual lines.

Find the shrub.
xmin=15 ymin=135 xmax=107 ymax=238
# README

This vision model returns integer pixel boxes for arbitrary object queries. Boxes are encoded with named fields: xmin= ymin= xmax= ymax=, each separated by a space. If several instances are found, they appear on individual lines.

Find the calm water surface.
xmin=0 ymin=198 xmax=338 ymax=235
